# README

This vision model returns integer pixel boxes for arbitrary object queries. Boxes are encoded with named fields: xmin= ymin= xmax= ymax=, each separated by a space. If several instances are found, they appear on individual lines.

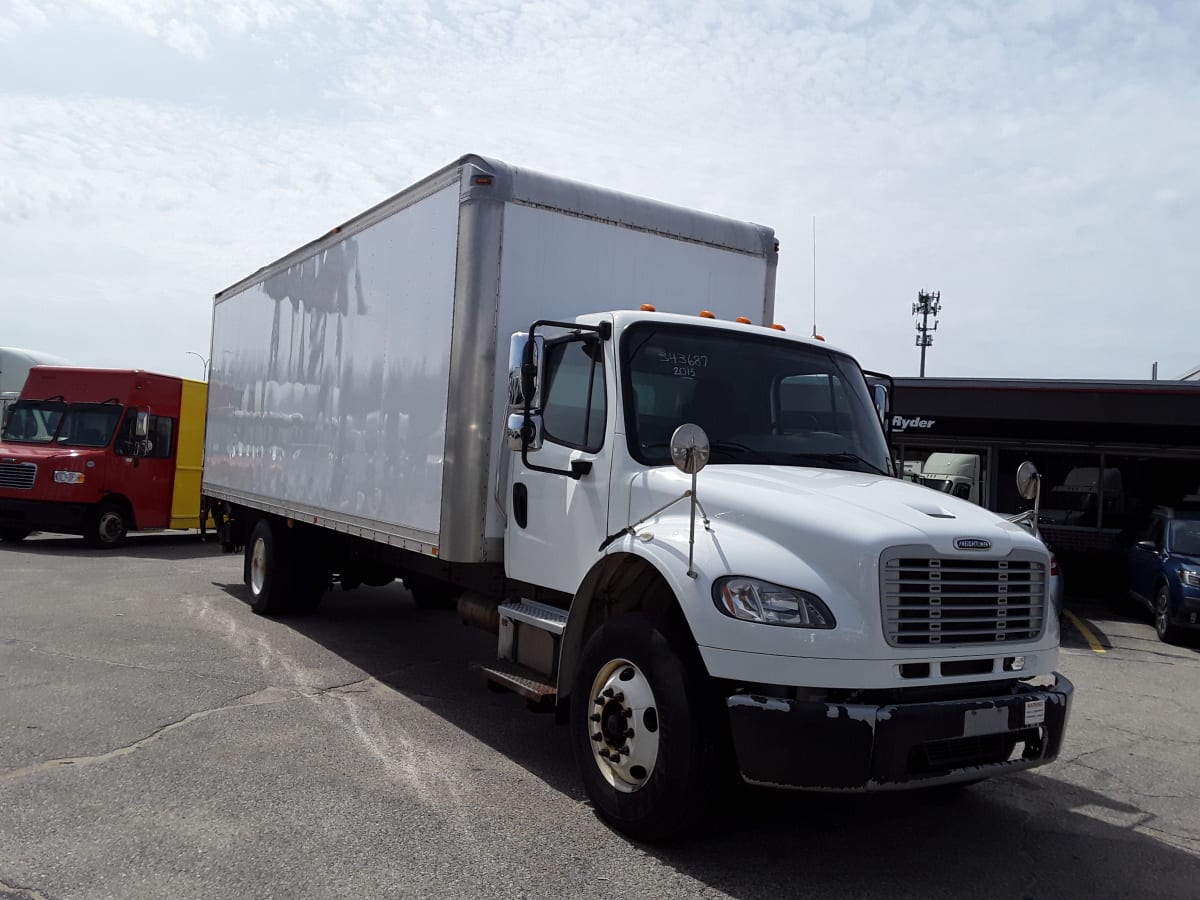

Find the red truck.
xmin=0 ymin=367 xmax=208 ymax=547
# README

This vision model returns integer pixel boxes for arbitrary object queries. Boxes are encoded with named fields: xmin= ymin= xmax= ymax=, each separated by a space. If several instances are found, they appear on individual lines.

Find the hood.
xmin=0 ymin=442 xmax=101 ymax=465
xmin=630 ymin=465 xmax=1042 ymax=559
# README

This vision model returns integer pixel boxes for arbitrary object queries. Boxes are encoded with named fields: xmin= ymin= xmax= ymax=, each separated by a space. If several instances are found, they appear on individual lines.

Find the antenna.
xmin=912 ymin=290 xmax=942 ymax=377
xmin=811 ymin=216 xmax=817 ymax=338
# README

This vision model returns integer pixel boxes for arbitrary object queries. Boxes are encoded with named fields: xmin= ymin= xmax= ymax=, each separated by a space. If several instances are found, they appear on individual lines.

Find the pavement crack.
xmin=0 ymin=876 xmax=53 ymax=899
xmin=0 ymin=635 xmax=264 ymax=689
xmin=1068 ymin=758 xmax=1192 ymax=800
xmin=0 ymin=686 xmax=300 ymax=783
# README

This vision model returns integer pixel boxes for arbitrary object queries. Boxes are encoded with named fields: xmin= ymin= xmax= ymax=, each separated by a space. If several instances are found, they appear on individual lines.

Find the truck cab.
xmin=0 ymin=367 xmax=208 ymax=547
xmin=499 ymin=311 xmax=1072 ymax=838
xmin=918 ymin=451 xmax=983 ymax=504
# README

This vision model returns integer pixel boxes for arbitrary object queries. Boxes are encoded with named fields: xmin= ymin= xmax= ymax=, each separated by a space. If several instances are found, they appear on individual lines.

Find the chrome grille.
xmin=881 ymin=550 xmax=1047 ymax=647
xmin=0 ymin=461 xmax=37 ymax=490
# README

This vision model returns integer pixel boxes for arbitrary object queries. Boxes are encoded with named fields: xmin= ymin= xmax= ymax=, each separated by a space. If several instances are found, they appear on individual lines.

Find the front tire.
xmin=1154 ymin=584 xmax=1182 ymax=644
xmin=84 ymin=502 xmax=128 ymax=549
xmin=570 ymin=614 xmax=716 ymax=842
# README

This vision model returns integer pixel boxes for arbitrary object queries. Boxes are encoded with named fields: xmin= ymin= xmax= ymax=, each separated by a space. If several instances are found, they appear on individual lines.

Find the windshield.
xmin=56 ymin=404 xmax=124 ymax=448
xmin=920 ymin=477 xmax=955 ymax=493
xmin=1169 ymin=520 xmax=1200 ymax=557
xmin=621 ymin=323 xmax=892 ymax=475
xmin=0 ymin=400 xmax=124 ymax=448
xmin=1 ymin=400 xmax=66 ymax=443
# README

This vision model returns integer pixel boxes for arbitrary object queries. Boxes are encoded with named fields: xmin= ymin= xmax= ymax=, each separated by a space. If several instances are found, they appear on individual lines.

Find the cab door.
xmin=505 ymin=331 xmax=614 ymax=596
xmin=113 ymin=410 xmax=176 ymax=529
xmin=1128 ymin=515 xmax=1165 ymax=605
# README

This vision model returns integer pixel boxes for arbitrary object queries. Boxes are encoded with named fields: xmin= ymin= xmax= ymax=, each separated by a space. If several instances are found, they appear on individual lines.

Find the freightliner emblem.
xmin=955 ymin=538 xmax=992 ymax=550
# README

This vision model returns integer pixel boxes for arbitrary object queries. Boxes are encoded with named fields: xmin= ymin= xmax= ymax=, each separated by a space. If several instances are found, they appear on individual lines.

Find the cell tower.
xmin=912 ymin=289 xmax=941 ymax=377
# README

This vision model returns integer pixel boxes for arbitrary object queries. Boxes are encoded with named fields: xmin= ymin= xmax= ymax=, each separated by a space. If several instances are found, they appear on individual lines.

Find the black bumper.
xmin=0 ymin=498 xmax=88 ymax=535
xmin=727 ymin=675 xmax=1074 ymax=790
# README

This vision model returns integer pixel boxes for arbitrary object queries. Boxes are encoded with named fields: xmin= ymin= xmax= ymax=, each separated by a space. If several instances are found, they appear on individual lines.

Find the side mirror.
xmin=507 ymin=332 xmax=544 ymax=412
xmin=135 ymin=411 xmax=150 ymax=439
xmin=872 ymin=383 xmax=889 ymax=424
xmin=1135 ymin=540 xmax=1157 ymax=552
xmin=670 ymin=424 xmax=710 ymax=475
xmin=953 ymin=482 xmax=971 ymax=499
xmin=1016 ymin=461 xmax=1041 ymax=501
xmin=505 ymin=413 xmax=543 ymax=452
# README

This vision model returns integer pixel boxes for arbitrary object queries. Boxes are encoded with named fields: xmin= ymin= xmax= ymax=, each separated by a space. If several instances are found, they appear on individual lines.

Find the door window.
xmin=540 ymin=338 xmax=606 ymax=452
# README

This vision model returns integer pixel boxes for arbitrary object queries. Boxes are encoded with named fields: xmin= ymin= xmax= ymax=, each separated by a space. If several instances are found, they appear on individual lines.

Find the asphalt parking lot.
xmin=1 ymin=534 xmax=1198 ymax=900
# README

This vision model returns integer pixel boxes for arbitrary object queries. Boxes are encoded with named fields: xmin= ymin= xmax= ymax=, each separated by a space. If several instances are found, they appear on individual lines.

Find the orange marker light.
xmin=472 ymin=175 xmax=493 ymax=185
xmin=771 ymin=323 xmax=786 ymax=331
xmin=813 ymin=334 xmax=825 ymax=341
xmin=640 ymin=303 xmax=657 ymax=312
xmin=699 ymin=310 xmax=716 ymax=319
xmin=735 ymin=316 xmax=752 ymax=324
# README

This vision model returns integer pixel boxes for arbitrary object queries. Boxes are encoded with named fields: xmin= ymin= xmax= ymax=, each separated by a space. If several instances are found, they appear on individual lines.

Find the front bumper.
xmin=727 ymin=674 xmax=1073 ymax=790
xmin=1173 ymin=588 xmax=1200 ymax=629
xmin=0 ymin=498 xmax=89 ymax=535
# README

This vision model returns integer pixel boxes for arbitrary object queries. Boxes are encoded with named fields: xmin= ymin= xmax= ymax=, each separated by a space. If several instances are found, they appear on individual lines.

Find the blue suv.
xmin=1127 ymin=506 xmax=1200 ymax=643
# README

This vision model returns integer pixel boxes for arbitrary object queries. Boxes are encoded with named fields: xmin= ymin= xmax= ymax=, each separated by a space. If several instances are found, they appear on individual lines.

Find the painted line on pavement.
xmin=1064 ymin=609 xmax=1107 ymax=654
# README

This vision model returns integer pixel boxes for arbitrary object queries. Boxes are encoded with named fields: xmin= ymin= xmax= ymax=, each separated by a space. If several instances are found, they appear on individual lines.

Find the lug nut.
xmin=598 ymin=749 xmax=611 ymax=759
xmin=621 ymin=709 xmax=633 ymax=719
xmin=591 ymin=732 xmax=603 ymax=743
xmin=602 ymin=688 xmax=615 ymax=699
xmin=624 ymin=729 xmax=635 ymax=739
xmin=590 ymin=714 xmax=601 ymax=723
xmin=618 ymin=745 xmax=630 ymax=756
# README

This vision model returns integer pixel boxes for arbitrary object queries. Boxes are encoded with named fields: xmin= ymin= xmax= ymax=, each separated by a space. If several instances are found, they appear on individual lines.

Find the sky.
xmin=1 ymin=0 xmax=1198 ymax=383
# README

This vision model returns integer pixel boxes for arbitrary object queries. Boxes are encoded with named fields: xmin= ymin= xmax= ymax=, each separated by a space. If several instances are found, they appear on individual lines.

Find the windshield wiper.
xmin=787 ymin=451 xmax=890 ymax=476
xmin=708 ymin=441 xmax=777 ymax=464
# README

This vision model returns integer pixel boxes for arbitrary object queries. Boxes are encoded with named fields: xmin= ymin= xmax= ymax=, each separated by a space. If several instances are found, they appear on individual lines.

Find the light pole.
xmin=185 ymin=351 xmax=210 ymax=380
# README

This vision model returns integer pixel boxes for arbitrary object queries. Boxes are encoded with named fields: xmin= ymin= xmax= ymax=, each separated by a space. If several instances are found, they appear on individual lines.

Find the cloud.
xmin=0 ymin=1 xmax=1198 ymax=380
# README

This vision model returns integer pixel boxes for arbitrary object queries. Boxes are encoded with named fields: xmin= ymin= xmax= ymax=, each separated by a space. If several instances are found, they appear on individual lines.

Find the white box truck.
xmin=202 ymin=155 xmax=1072 ymax=841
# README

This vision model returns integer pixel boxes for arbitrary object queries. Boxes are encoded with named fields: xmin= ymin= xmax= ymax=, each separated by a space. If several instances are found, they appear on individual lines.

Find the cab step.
xmin=474 ymin=661 xmax=557 ymax=709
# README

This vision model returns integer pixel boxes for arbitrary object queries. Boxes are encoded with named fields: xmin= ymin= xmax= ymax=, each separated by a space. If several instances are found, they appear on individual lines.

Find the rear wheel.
xmin=0 ymin=529 xmax=31 ymax=542
xmin=247 ymin=519 xmax=291 ymax=615
xmin=570 ymin=614 xmax=716 ymax=843
xmin=84 ymin=502 xmax=128 ymax=549
xmin=1154 ymin=584 xmax=1182 ymax=644
xmin=246 ymin=519 xmax=326 ymax=615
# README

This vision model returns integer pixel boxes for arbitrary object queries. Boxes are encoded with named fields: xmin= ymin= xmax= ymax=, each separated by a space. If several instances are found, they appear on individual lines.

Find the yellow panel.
xmin=170 ymin=379 xmax=211 ymax=529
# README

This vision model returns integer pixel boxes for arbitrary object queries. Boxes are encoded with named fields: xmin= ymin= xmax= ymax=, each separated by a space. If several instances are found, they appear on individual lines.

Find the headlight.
xmin=1180 ymin=569 xmax=1200 ymax=587
xmin=53 ymin=470 xmax=85 ymax=484
xmin=713 ymin=576 xmax=835 ymax=628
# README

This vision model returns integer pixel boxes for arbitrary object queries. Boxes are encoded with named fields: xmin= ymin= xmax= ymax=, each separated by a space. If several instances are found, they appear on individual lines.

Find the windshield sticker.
xmin=658 ymin=350 xmax=708 ymax=379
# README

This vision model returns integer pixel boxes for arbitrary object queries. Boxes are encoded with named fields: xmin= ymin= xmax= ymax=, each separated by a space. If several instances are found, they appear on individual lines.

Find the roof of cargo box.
xmin=215 ymin=154 xmax=776 ymax=301
xmin=470 ymin=155 xmax=776 ymax=256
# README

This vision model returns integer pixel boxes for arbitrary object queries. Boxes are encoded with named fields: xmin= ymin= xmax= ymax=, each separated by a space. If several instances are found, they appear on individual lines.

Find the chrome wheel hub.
xmin=97 ymin=512 xmax=123 ymax=543
xmin=587 ymin=658 xmax=660 ymax=793
xmin=251 ymin=537 xmax=267 ymax=595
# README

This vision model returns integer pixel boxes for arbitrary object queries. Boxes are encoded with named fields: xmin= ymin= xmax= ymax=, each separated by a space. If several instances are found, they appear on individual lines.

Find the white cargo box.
xmin=203 ymin=154 xmax=777 ymax=563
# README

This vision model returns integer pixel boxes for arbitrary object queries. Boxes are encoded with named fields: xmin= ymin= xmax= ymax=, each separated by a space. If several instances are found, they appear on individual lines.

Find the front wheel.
xmin=570 ymin=614 xmax=717 ymax=843
xmin=84 ymin=502 xmax=128 ymax=549
xmin=1155 ymin=584 xmax=1182 ymax=644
